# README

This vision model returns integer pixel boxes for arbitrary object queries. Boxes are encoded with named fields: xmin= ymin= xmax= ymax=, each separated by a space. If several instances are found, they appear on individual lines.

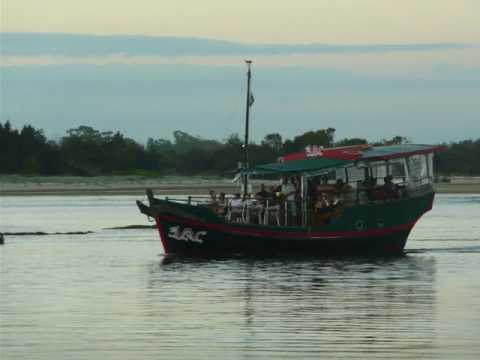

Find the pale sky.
xmin=3 ymin=0 xmax=480 ymax=44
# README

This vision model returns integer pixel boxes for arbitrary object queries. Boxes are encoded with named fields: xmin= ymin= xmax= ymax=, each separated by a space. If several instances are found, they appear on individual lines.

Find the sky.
xmin=3 ymin=0 xmax=480 ymax=43
xmin=1 ymin=0 xmax=479 ymax=144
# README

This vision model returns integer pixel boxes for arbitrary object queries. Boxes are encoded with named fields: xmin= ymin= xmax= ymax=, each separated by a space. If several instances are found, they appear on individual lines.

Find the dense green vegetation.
xmin=1 ymin=121 xmax=479 ymax=176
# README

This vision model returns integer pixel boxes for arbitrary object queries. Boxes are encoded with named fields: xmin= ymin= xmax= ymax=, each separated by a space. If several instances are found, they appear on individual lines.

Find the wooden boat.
xmin=137 ymin=143 xmax=442 ymax=256
xmin=136 ymin=62 xmax=442 ymax=256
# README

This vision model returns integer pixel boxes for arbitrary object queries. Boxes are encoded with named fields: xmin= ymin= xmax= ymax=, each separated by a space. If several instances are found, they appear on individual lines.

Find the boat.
xmin=136 ymin=61 xmax=443 ymax=256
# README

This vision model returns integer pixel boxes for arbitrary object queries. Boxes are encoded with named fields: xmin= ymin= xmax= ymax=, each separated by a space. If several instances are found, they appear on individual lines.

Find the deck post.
xmin=264 ymin=200 xmax=269 ymax=225
xmin=302 ymin=175 xmax=308 ymax=227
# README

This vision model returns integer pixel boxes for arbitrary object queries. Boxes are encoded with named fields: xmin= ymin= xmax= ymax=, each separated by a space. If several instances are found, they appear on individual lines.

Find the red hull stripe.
xmin=155 ymin=214 xmax=418 ymax=240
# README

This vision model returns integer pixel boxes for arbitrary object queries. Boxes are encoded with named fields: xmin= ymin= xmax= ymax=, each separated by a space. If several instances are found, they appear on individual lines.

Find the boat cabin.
xmin=160 ymin=144 xmax=442 ymax=229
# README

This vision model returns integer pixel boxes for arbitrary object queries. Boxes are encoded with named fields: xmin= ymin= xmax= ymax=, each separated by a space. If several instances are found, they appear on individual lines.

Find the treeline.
xmin=0 ymin=121 xmax=479 ymax=176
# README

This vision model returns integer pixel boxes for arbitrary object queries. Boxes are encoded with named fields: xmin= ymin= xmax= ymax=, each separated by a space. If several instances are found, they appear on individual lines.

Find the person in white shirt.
xmin=228 ymin=193 xmax=244 ymax=222
xmin=229 ymin=193 xmax=244 ymax=208
xmin=281 ymin=176 xmax=295 ymax=201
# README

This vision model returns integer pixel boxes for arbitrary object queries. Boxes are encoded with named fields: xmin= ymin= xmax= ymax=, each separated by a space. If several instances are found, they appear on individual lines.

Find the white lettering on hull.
xmin=168 ymin=226 xmax=206 ymax=244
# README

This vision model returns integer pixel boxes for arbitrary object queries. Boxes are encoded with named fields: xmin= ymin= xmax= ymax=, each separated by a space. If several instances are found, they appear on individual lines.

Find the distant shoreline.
xmin=1 ymin=175 xmax=479 ymax=196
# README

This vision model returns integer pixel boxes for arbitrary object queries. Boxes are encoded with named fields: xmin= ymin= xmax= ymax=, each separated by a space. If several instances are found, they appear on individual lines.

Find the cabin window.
xmin=326 ymin=170 xmax=337 ymax=183
xmin=335 ymin=168 xmax=347 ymax=182
xmin=427 ymin=153 xmax=434 ymax=178
xmin=346 ymin=166 xmax=366 ymax=185
xmin=369 ymin=161 xmax=388 ymax=184
xmin=408 ymin=154 xmax=428 ymax=184
xmin=390 ymin=159 xmax=407 ymax=179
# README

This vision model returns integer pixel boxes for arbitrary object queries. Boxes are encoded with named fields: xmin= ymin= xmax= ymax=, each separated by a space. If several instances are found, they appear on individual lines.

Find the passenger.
xmin=217 ymin=192 xmax=227 ymax=215
xmin=334 ymin=179 xmax=353 ymax=203
xmin=208 ymin=189 xmax=219 ymax=212
xmin=293 ymin=176 xmax=302 ymax=200
xmin=290 ymin=177 xmax=301 ymax=225
xmin=281 ymin=176 xmax=295 ymax=201
xmin=279 ymin=176 xmax=296 ymax=225
xmin=383 ymin=175 xmax=399 ymax=198
xmin=363 ymin=176 xmax=377 ymax=189
xmin=308 ymin=178 xmax=319 ymax=209
xmin=255 ymin=184 xmax=269 ymax=205
xmin=228 ymin=193 xmax=244 ymax=222
xmin=315 ymin=193 xmax=330 ymax=210
xmin=218 ymin=192 xmax=226 ymax=205
xmin=313 ymin=192 xmax=334 ymax=226
xmin=261 ymin=186 xmax=281 ymax=226
xmin=243 ymin=193 xmax=262 ymax=223
xmin=243 ymin=193 xmax=256 ymax=207
xmin=363 ymin=176 xmax=377 ymax=201
xmin=335 ymin=179 xmax=345 ymax=191
xmin=208 ymin=190 xmax=217 ymax=204
xmin=229 ymin=193 xmax=243 ymax=208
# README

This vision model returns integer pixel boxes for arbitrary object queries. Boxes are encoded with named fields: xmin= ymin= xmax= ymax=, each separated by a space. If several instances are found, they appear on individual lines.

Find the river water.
xmin=1 ymin=194 xmax=479 ymax=359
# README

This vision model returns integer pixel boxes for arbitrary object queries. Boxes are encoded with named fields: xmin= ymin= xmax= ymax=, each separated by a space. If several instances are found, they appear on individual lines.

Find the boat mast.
xmin=243 ymin=60 xmax=252 ymax=198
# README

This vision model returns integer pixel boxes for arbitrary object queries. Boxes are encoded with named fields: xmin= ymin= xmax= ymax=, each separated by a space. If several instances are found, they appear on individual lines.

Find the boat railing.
xmin=155 ymin=180 xmax=434 ymax=228
xmin=228 ymin=199 xmax=298 ymax=226
xmin=159 ymin=195 xmax=296 ymax=226
xmin=160 ymin=195 xmax=214 ymax=206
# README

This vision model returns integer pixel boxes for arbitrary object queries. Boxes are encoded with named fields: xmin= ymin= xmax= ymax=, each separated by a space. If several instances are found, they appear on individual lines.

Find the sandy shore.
xmin=0 ymin=175 xmax=238 ymax=196
xmin=1 ymin=175 xmax=479 ymax=196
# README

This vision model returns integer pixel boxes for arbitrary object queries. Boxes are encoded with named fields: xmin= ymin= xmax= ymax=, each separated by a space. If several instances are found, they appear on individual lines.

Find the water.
xmin=1 ymin=194 xmax=479 ymax=359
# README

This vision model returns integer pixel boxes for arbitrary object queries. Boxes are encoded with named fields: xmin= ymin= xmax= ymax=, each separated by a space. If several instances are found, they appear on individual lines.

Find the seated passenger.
xmin=217 ymin=192 xmax=227 ymax=215
xmin=315 ymin=193 xmax=330 ymax=210
xmin=363 ymin=176 xmax=377 ymax=189
xmin=243 ymin=193 xmax=256 ymax=207
xmin=228 ymin=193 xmax=244 ymax=222
xmin=255 ymin=184 xmax=269 ymax=205
xmin=383 ymin=175 xmax=399 ymax=199
xmin=207 ymin=189 xmax=219 ymax=212
xmin=334 ymin=179 xmax=353 ymax=204
xmin=208 ymin=190 xmax=217 ymax=204
xmin=229 ymin=193 xmax=243 ymax=208
xmin=262 ymin=186 xmax=281 ymax=225
xmin=280 ymin=176 xmax=295 ymax=201
xmin=363 ymin=176 xmax=378 ymax=200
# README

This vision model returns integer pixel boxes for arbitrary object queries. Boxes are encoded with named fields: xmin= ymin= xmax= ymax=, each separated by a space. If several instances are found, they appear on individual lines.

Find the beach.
xmin=1 ymin=175 xmax=479 ymax=196
xmin=0 ymin=175 xmax=236 ymax=196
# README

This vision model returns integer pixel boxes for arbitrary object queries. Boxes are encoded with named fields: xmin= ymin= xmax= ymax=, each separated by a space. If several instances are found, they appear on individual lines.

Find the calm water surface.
xmin=1 ymin=194 xmax=479 ymax=359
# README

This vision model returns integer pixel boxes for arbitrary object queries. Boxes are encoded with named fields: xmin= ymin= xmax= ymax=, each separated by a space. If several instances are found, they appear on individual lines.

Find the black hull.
xmin=154 ymin=217 xmax=411 ymax=257
xmin=137 ymin=191 xmax=434 ymax=257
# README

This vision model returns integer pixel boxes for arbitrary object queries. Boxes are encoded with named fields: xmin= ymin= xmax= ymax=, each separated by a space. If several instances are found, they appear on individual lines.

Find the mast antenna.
xmin=243 ymin=60 xmax=253 ymax=198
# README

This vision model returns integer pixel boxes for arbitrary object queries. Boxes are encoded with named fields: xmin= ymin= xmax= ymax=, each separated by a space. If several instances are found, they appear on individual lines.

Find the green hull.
xmin=137 ymin=192 xmax=434 ymax=256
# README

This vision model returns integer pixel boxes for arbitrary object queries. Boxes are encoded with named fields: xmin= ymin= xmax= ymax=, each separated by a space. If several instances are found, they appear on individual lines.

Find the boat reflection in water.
xmin=145 ymin=255 xmax=436 ymax=359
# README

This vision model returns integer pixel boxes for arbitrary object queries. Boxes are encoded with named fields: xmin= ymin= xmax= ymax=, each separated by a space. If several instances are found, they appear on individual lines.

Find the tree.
xmin=375 ymin=136 xmax=408 ymax=146
xmin=261 ymin=133 xmax=283 ymax=153
xmin=335 ymin=138 xmax=368 ymax=147
xmin=283 ymin=128 xmax=336 ymax=153
xmin=173 ymin=130 xmax=222 ymax=153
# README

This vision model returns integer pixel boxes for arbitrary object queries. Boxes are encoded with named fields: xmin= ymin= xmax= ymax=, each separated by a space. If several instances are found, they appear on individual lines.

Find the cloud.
xmin=2 ymin=34 xmax=478 ymax=145
xmin=1 ymin=32 xmax=474 ymax=57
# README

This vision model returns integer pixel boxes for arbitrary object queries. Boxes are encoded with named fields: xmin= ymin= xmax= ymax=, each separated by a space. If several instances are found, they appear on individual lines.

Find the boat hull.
xmin=154 ymin=216 xmax=412 ymax=256
xmin=138 ymin=192 xmax=434 ymax=256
